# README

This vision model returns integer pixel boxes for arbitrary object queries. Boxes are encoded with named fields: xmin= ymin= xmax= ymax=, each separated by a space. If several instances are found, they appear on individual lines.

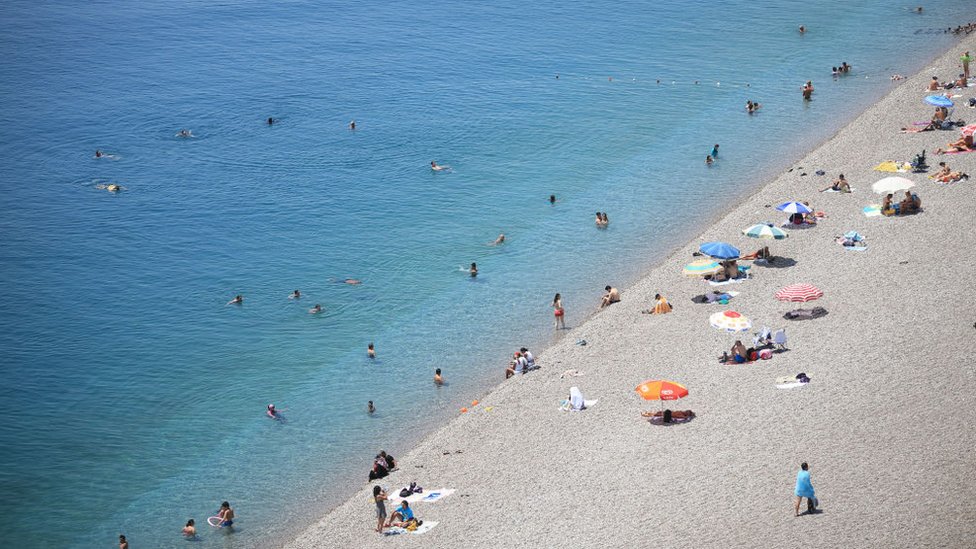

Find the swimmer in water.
xmin=290 ymin=289 xmax=301 ymax=299
xmin=95 ymin=150 xmax=103 ymax=158
xmin=368 ymin=400 xmax=375 ymax=413
xmin=368 ymin=343 xmax=375 ymax=358
xmin=490 ymin=233 xmax=505 ymax=246
xmin=434 ymin=368 xmax=444 ymax=385
xmin=469 ymin=262 xmax=478 ymax=277
xmin=217 ymin=501 xmax=234 ymax=528
xmin=431 ymin=160 xmax=449 ymax=171
xmin=267 ymin=404 xmax=279 ymax=419
xmin=710 ymin=144 xmax=719 ymax=158
xmin=267 ymin=117 xmax=274 ymax=125
xmin=95 ymin=183 xmax=125 ymax=192
xmin=549 ymin=194 xmax=557 ymax=204
xmin=601 ymin=212 xmax=608 ymax=225
xmin=177 ymin=129 xmax=193 ymax=138
xmin=345 ymin=278 xmax=361 ymax=285
xmin=706 ymin=155 xmax=714 ymax=165
xmin=349 ymin=120 xmax=356 ymax=130
xmin=799 ymin=25 xmax=806 ymax=33
xmin=119 ymin=535 xmax=128 ymax=549
xmin=309 ymin=304 xmax=322 ymax=314
xmin=228 ymin=295 xmax=243 ymax=305
xmin=182 ymin=519 xmax=196 ymax=538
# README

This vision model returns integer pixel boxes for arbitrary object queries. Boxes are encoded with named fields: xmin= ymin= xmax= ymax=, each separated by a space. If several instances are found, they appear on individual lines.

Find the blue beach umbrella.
xmin=742 ymin=223 xmax=789 ymax=240
xmin=699 ymin=241 xmax=740 ymax=259
xmin=924 ymin=95 xmax=953 ymax=108
xmin=776 ymin=201 xmax=813 ymax=214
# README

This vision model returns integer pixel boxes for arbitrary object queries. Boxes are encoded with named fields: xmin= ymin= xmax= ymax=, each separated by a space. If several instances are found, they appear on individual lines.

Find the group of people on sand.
xmin=928 ymin=73 xmax=969 ymax=91
xmin=368 ymin=450 xmax=397 ymax=481
xmin=881 ymin=191 xmax=921 ymax=216
xmin=704 ymin=259 xmax=744 ymax=282
xmin=372 ymin=486 xmax=424 ymax=533
xmin=505 ymin=347 xmax=538 ymax=378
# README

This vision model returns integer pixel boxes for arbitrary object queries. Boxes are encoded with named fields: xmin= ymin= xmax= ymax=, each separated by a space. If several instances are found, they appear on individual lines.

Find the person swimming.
xmin=177 ymin=129 xmax=193 ymax=138
xmin=349 ymin=120 xmax=356 ymax=130
xmin=308 ymin=304 xmax=322 ymax=314
xmin=549 ymin=194 xmax=557 ymax=204
xmin=490 ymin=234 xmax=505 ymax=246
xmin=290 ymin=289 xmax=301 ymax=299
xmin=267 ymin=117 xmax=274 ymax=125
xmin=706 ymin=155 xmax=714 ymax=165
xmin=430 ymin=160 xmax=449 ymax=171
xmin=468 ymin=262 xmax=478 ymax=277
xmin=228 ymin=295 xmax=243 ymax=305
xmin=267 ymin=404 xmax=279 ymax=419
xmin=95 ymin=183 xmax=124 ymax=192
xmin=434 ymin=368 xmax=444 ymax=385
xmin=216 ymin=501 xmax=234 ymax=528
xmin=95 ymin=150 xmax=103 ymax=158
xmin=182 ymin=519 xmax=196 ymax=538
xmin=344 ymin=279 xmax=361 ymax=285
xmin=368 ymin=343 xmax=375 ymax=358
xmin=367 ymin=400 xmax=375 ymax=413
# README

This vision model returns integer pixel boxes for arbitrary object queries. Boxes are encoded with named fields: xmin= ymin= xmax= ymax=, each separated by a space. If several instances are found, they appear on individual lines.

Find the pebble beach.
xmin=285 ymin=33 xmax=976 ymax=549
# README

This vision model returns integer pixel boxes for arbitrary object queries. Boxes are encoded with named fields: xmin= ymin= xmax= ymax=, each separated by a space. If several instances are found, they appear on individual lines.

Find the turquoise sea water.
xmin=0 ymin=0 xmax=970 ymax=546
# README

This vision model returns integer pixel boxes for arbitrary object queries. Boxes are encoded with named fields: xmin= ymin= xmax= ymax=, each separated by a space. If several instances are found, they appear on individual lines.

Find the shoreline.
xmin=285 ymin=33 xmax=976 ymax=548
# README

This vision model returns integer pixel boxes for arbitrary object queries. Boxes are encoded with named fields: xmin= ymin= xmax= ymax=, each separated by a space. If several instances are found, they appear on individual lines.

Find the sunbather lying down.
xmin=741 ymin=246 xmax=771 ymax=261
xmin=935 ymin=134 xmax=974 ymax=154
xmin=642 ymin=409 xmax=696 ymax=424
xmin=934 ymin=161 xmax=970 ymax=182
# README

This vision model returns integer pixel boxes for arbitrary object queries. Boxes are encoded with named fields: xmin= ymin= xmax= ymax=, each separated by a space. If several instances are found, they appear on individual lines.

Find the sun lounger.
xmin=772 ymin=328 xmax=787 ymax=350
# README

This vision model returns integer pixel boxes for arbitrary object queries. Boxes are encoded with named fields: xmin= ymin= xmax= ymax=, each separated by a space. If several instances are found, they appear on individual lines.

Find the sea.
xmin=0 ymin=0 xmax=969 ymax=546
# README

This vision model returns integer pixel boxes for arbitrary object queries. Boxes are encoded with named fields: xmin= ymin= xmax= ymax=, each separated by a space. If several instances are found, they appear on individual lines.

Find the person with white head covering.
xmin=569 ymin=387 xmax=586 ymax=411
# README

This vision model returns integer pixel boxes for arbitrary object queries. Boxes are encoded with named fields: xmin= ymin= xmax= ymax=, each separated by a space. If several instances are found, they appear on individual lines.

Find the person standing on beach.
xmin=794 ymin=462 xmax=817 ymax=516
xmin=552 ymin=293 xmax=566 ymax=330
xmin=373 ymin=485 xmax=388 ymax=533
xmin=962 ymin=51 xmax=971 ymax=80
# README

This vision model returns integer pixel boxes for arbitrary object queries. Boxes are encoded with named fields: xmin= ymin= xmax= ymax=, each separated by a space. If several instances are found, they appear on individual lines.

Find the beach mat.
xmin=776 ymin=382 xmax=808 ymax=389
xmin=823 ymin=187 xmax=855 ymax=193
xmin=707 ymin=279 xmax=744 ymax=287
xmin=873 ymin=161 xmax=911 ymax=172
xmin=863 ymin=205 xmax=882 ymax=217
xmin=402 ymin=489 xmax=455 ymax=504
xmin=385 ymin=521 xmax=439 ymax=536
xmin=943 ymin=148 xmax=976 ymax=155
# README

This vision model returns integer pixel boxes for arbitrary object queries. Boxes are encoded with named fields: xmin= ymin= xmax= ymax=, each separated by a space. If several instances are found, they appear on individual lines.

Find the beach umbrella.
xmin=775 ymin=283 xmax=823 ymax=303
xmin=699 ymin=241 xmax=740 ymax=259
xmin=709 ymin=310 xmax=752 ymax=332
xmin=776 ymin=201 xmax=813 ymax=214
xmin=683 ymin=259 xmax=722 ymax=277
xmin=871 ymin=176 xmax=915 ymax=194
xmin=635 ymin=380 xmax=688 ymax=401
xmin=961 ymin=124 xmax=976 ymax=137
xmin=742 ymin=223 xmax=789 ymax=240
xmin=924 ymin=95 xmax=953 ymax=108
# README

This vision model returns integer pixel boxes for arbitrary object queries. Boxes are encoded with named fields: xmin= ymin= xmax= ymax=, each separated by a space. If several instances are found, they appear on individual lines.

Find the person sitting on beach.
xmin=899 ymin=191 xmax=919 ymax=214
xmin=386 ymin=500 xmax=418 ymax=528
xmin=936 ymin=134 xmax=974 ymax=154
xmin=730 ymin=340 xmax=748 ymax=363
xmin=182 ymin=519 xmax=196 ymax=538
xmin=651 ymin=293 xmax=672 ymax=314
xmin=369 ymin=455 xmax=390 ymax=481
xmin=600 ymin=286 xmax=620 ymax=308
xmin=820 ymin=174 xmax=850 ymax=193
xmin=801 ymin=202 xmax=818 ymax=224
xmin=521 ymin=347 xmax=538 ymax=370
xmin=434 ymin=368 xmax=444 ymax=385
xmin=802 ymin=81 xmax=814 ymax=100
xmin=928 ymin=76 xmax=941 ymax=91
xmin=722 ymin=260 xmax=740 ymax=280
xmin=380 ymin=450 xmax=396 ymax=470
xmin=882 ymin=193 xmax=895 ymax=215
xmin=956 ymin=74 xmax=968 ymax=88
xmin=227 ymin=295 xmax=243 ymax=305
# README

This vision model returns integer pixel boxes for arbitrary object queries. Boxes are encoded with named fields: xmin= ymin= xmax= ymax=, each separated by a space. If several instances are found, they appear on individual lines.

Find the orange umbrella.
xmin=635 ymin=380 xmax=688 ymax=401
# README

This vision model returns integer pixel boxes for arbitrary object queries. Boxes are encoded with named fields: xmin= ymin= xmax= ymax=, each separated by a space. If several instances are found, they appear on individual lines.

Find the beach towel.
xmin=943 ymin=148 xmax=976 ymax=155
xmin=707 ymin=278 xmax=744 ymax=287
xmin=822 ymin=187 xmax=855 ymax=193
xmin=776 ymin=381 xmax=808 ymax=389
xmin=402 ymin=489 xmax=455 ymax=504
xmin=795 ymin=470 xmax=816 ymax=499
xmin=385 ymin=521 xmax=439 ymax=536
xmin=873 ymin=161 xmax=911 ymax=173
xmin=862 ymin=205 xmax=881 ymax=217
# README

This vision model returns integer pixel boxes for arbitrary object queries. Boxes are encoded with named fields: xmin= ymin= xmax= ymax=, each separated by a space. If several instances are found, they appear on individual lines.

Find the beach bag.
xmin=748 ymin=350 xmax=759 ymax=361
xmin=759 ymin=349 xmax=772 ymax=360
xmin=400 ymin=488 xmax=412 ymax=498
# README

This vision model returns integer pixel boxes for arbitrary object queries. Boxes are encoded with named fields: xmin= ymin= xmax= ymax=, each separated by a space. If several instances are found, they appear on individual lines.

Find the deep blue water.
xmin=0 ymin=0 xmax=969 ymax=546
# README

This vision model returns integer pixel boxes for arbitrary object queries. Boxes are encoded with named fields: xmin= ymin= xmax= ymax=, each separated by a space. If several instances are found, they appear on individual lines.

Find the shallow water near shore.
xmin=0 ymin=0 xmax=970 ymax=546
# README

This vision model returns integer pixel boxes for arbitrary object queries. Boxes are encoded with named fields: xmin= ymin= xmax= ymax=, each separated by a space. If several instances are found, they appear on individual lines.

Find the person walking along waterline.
xmin=794 ymin=462 xmax=817 ymax=516
xmin=552 ymin=293 xmax=566 ymax=330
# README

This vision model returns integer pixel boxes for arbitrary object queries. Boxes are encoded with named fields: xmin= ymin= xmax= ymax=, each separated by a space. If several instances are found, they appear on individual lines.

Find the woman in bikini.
xmin=552 ymin=293 xmax=565 ymax=330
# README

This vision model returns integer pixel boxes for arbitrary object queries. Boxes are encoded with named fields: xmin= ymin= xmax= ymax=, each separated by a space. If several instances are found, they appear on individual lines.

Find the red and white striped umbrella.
xmin=775 ymin=283 xmax=824 ymax=303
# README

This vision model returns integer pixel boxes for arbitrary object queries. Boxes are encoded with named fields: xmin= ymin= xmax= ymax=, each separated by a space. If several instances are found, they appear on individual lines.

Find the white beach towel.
xmin=863 ymin=205 xmax=882 ymax=217
xmin=385 ymin=521 xmax=439 ymax=535
xmin=402 ymin=489 xmax=455 ymax=504
xmin=823 ymin=187 xmax=856 ymax=193
xmin=776 ymin=382 xmax=808 ymax=389
xmin=707 ymin=278 xmax=744 ymax=287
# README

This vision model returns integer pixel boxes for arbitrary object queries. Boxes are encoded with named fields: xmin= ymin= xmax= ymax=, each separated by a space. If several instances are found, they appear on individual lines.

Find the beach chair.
xmin=753 ymin=326 xmax=772 ymax=348
xmin=772 ymin=328 xmax=787 ymax=350
xmin=910 ymin=150 xmax=928 ymax=173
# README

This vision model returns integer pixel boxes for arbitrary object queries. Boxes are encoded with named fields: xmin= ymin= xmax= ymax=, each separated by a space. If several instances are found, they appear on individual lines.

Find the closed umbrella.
xmin=871 ymin=176 xmax=915 ymax=194
xmin=709 ymin=310 xmax=752 ymax=332
xmin=683 ymin=259 xmax=722 ymax=277
xmin=699 ymin=241 xmax=740 ymax=259
xmin=776 ymin=201 xmax=813 ymax=214
xmin=775 ymin=283 xmax=823 ymax=303
xmin=924 ymin=94 xmax=953 ymax=108
xmin=742 ymin=223 xmax=789 ymax=240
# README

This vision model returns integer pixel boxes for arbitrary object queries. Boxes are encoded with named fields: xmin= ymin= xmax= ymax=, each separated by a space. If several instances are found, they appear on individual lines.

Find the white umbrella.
xmin=871 ymin=176 xmax=915 ymax=195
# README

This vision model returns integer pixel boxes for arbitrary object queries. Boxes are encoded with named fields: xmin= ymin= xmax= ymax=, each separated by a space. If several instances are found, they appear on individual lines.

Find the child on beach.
xmin=373 ymin=485 xmax=388 ymax=533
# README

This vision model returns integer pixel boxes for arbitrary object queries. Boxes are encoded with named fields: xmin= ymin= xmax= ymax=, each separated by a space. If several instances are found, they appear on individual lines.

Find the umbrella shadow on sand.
xmin=753 ymin=257 xmax=798 ymax=269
